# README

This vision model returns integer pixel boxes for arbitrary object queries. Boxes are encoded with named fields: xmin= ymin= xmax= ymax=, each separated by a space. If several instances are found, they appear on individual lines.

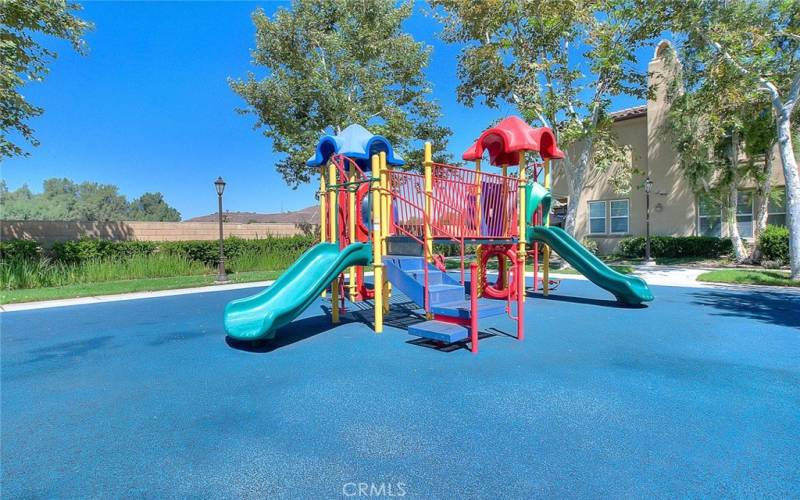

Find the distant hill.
xmin=186 ymin=205 xmax=319 ymax=224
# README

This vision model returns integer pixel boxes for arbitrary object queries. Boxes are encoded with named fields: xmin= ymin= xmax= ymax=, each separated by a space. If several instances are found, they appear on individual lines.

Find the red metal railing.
xmin=431 ymin=162 xmax=520 ymax=239
xmin=387 ymin=169 xmax=467 ymax=282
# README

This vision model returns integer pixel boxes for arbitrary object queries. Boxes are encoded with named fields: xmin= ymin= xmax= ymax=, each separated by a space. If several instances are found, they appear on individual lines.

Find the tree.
xmin=0 ymin=178 xmax=182 ymax=221
xmin=128 ymin=192 xmax=181 ymax=222
xmin=660 ymin=0 xmax=800 ymax=278
xmin=666 ymin=52 xmax=777 ymax=262
xmin=230 ymin=0 xmax=452 ymax=188
xmin=1 ymin=0 xmax=92 ymax=159
xmin=432 ymin=0 xmax=660 ymax=235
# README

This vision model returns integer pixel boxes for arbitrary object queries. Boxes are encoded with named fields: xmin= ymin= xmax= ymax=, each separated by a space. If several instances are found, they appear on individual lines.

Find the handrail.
xmin=429 ymin=161 xmax=523 ymax=239
xmin=383 ymin=170 xmax=467 ymax=282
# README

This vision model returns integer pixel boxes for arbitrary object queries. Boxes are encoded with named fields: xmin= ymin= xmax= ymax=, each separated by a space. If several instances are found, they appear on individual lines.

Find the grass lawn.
xmin=696 ymin=269 xmax=799 ymax=287
xmin=0 ymin=270 xmax=284 ymax=305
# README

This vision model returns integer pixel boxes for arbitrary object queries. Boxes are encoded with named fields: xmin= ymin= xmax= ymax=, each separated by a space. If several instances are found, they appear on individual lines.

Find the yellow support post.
xmin=423 ymin=142 xmax=433 ymax=262
xmin=475 ymin=158 xmax=482 ymax=232
xmin=379 ymin=151 xmax=391 ymax=311
xmin=380 ymin=152 xmax=389 ymax=259
xmin=348 ymin=168 xmax=357 ymax=302
xmin=371 ymin=154 xmax=383 ymax=333
xmin=518 ymin=153 xmax=527 ymax=302
xmin=543 ymin=158 xmax=551 ymax=297
xmin=328 ymin=161 xmax=339 ymax=323
xmin=320 ymin=165 xmax=327 ymax=298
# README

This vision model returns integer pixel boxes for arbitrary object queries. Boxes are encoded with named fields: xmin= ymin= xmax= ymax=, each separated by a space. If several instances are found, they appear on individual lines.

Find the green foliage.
xmin=697 ymin=269 xmax=798 ymax=288
xmin=580 ymin=238 xmax=599 ymax=256
xmin=0 ymin=178 xmax=181 ymax=221
xmin=51 ymin=239 xmax=158 ymax=264
xmin=162 ymin=235 xmax=316 ymax=266
xmin=127 ymin=192 xmax=181 ymax=222
xmin=0 ymin=0 xmax=92 ymax=159
xmin=229 ymin=0 xmax=452 ymax=186
xmin=432 ymin=0 xmax=659 ymax=200
xmin=616 ymin=236 xmax=733 ymax=259
xmin=758 ymin=225 xmax=790 ymax=265
xmin=0 ymin=254 xmax=207 ymax=290
xmin=0 ymin=239 xmax=41 ymax=261
xmin=1 ymin=235 xmax=316 ymax=290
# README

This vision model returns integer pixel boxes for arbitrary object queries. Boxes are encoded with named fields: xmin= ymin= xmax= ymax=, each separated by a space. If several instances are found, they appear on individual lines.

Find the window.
xmin=698 ymin=194 xmax=722 ymax=237
xmin=588 ymin=201 xmax=607 ymax=234
xmin=767 ymin=189 xmax=786 ymax=226
xmin=609 ymin=199 xmax=630 ymax=234
xmin=736 ymin=190 xmax=754 ymax=238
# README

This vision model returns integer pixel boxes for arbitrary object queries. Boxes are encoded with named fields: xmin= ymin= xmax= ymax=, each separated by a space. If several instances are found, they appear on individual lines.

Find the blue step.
xmin=431 ymin=299 xmax=506 ymax=320
xmin=428 ymin=284 xmax=465 ymax=305
xmin=408 ymin=320 xmax=468 ymax=343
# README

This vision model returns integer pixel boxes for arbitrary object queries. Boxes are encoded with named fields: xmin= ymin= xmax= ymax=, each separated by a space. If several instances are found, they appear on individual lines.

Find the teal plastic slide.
xmin=224 ymin=242 xmax=373 ymax=341
xmin=525 ymin=182 xmax=653 ymax=305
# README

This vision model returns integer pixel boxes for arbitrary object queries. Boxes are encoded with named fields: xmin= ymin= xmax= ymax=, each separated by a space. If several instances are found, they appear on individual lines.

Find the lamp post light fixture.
xmin=214 ymin=176 xmax=229 ymax=283
xmin=644 ymin=176 xmax=656 ymax=266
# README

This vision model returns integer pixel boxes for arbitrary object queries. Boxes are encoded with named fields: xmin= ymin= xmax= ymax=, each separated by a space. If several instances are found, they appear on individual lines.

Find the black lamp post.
xmin=214 ymin=176 xmax=228 ymax=283
xmin=644 ymin=176 xmax=655 ymax=265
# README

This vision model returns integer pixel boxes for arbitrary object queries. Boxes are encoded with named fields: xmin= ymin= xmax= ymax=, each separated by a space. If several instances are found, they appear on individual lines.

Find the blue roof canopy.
xmin=306 ymin=124 xmax=404 ymax=171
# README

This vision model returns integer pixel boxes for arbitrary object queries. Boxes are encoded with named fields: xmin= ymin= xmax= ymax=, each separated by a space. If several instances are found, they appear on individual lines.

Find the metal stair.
xmin=383 ymin=256 xmax=504 ymax=345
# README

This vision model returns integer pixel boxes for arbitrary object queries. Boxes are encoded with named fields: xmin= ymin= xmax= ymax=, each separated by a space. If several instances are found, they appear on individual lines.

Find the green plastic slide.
xmin=224 ymin=242 xmax=373 ymax=341
xmin=527 ymin=226 xmax=653 ymax=305
xmin=524 ymin=181 xmax=653 ymax=305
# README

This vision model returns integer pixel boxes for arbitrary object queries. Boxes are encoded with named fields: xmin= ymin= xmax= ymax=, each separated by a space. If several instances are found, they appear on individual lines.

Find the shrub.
xmin=581 ymin=238 xmax=599 ymax=255
xmin=46 ymin=235 xmax=316 ymax=266
xmin=0 ymin=235 xmax=318 ymax=290
xmin=0 ymin=239 xmax=41 ymax=262
xmin=758 ymin=225 xmax=789 ymax=265
xmin=0 ymin=254 xmax=207 ymax=290
xmin=616 ymin=235 xmax=733 ymax=259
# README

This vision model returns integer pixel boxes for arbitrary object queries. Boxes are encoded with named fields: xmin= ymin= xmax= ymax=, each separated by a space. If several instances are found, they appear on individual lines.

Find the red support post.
xmin=470 ymin=261 xmax=479 ymax=353
xmin=517 ymin=254 xmax=524 ymax=341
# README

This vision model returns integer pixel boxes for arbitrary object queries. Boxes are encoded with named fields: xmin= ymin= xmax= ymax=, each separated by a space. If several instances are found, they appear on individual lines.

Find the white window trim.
xmin=587 ymin=200 xmax=607 ymax=235
xmin=768 ymin=188 xmax=786 ymax=219
xmin=609 ymin=199 xmax=630 ymax=235
xmin=736 ymin=190 xmax=755 ymax=240
xmin=697 ymin=195 xmax=722 ymax=237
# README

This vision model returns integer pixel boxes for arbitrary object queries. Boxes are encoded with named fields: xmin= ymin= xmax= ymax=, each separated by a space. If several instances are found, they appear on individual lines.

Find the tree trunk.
xmin=562 ymin=142 xmax=592 ymax=237
xmin=749 ymin=150 xmax=774 ymax=262
xmin=727 ymin=185 xmax=747 ymax=261
xmin=774 ymin=107 xmax=800 ymax=280
xmin=728 ymin=131 xmax=748 ymax=261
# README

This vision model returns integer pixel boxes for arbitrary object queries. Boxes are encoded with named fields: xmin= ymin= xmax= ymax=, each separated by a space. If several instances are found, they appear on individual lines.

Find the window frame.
xmin=697 ymin=194 xmax=722 ymax=237
xmin=608 ymin=199 xmax=630 ymax=235
xmin=735 ymin=190 xmax=755 ymax=239
xmin=587 ymin=200 xmax=608 ymax=235
xmin=767 ymin=188 xmax=787 ymax=226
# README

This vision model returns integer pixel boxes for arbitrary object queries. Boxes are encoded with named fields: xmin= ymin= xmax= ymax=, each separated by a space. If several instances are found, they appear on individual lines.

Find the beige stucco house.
xmin=549 ymin=41 xmax=788 ymax=255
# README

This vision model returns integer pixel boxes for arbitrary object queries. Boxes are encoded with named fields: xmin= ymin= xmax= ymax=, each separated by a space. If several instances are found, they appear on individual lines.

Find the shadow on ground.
xmin=225 ymin=312 xmax=347 ymax=353
xmin=691 ymin=288 xmax=800 ymax=329
xmin=529 ymin=290 xmax=644 ymax=309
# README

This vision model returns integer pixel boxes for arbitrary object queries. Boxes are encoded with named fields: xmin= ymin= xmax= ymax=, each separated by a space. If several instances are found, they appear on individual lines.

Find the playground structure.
xmin=224 ymin=118 xmax=653 ymax=353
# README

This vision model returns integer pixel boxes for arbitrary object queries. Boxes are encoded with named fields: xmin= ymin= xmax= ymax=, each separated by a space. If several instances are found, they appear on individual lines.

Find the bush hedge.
xmin=5 ymin=235 xmax=316 ymax=266
xmin=0 ymin=239 xmax=42 ymax=262
xmin=616 ymin=235 xmax=733 ymax=259
xmin=758 ymin=225 xmax=789 ymax=265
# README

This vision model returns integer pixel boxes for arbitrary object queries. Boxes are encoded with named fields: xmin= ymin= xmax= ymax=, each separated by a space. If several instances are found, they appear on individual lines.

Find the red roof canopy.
xmin=462 ymin=116 xmax=565 ymax=166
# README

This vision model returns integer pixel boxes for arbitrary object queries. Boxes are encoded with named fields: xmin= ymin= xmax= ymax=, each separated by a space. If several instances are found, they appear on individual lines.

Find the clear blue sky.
xmin=2 ymin=1 xmax=650 ymax=220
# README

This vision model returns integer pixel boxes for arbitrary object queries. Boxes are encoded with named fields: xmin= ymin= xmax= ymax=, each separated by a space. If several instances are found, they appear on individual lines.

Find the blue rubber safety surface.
xmin=2 ymin=278 xmax=799 ymax=498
